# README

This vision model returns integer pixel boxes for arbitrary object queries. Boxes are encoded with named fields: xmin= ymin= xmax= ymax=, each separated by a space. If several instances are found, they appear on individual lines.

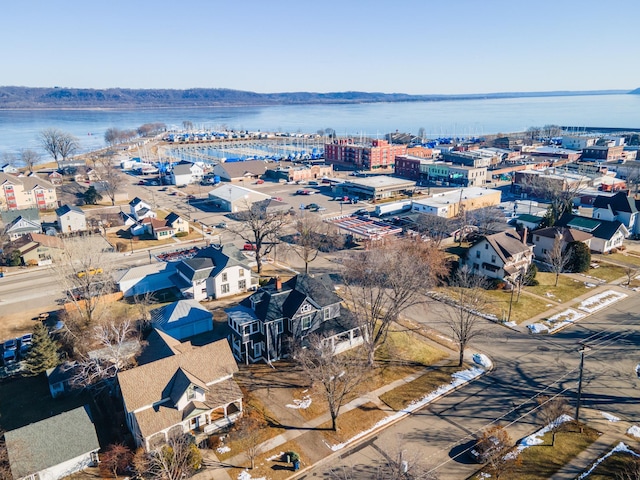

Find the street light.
xmin=575 ymin=343 xmax=591 ymax=422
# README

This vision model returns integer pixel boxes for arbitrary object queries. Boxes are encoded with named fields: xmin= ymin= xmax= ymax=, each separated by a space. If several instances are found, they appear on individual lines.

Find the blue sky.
xmin=3 ymin=0 xmax=639 ymax=95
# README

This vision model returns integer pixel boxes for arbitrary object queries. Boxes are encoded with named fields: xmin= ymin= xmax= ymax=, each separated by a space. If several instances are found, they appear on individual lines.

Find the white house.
xmin=129 ymin=197 xmax=156 ymax=221
xmin=175 ymin=244 xmax=257 ymax=301
xmin=592 ymin=191 xmax=638 ymax=235
xmin=4 ymin=407 xmax=100 ymax=480
xmin=555 ymin=213 xmax=628 ymax=254
xmin=531 ymin=227 xmax=593 ymax=260
xmin=150 ymin=299 xmax=213 ymax=341
xmin=55 ymin=205 xmax=87 ymax=233
xmin=465 ymin=229 xmax=534 ymax=281
xmin=207 ymin=184 xmax=271 ymax=213
xmin=170 ymin=161 xmax=204 ymax=186
xmin=4 ymin=215 xmax=42 ymax=241
xmin=114 ymin=262 xmax=180 ymax=298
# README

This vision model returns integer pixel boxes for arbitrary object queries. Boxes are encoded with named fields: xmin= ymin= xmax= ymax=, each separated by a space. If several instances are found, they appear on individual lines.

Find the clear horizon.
xmin=3 ymin=0 xmax=639 ymax=95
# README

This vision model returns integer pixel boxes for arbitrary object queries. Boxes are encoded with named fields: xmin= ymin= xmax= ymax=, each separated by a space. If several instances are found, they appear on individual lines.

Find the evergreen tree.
xmin=83 ymin=185 xmax=102 ymax=205
xmin=23 ymin=323 xmax=60 ymax=376
xmin=566 ymin=241 xmax=591 ymax=273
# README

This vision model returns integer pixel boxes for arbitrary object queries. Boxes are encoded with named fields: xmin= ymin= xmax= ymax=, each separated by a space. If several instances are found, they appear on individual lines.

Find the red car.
xmin=243 ymin=243 xmax=257 ymax=251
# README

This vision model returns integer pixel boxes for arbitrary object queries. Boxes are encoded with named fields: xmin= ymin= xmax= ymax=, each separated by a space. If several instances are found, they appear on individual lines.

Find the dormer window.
xmin=301 ymin=304 xmax=312 ymax=313
xmin=187 ymin=385 xmax=196 ymax=401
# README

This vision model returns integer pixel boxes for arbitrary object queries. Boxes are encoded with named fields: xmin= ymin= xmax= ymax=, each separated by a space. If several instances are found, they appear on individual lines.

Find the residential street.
xmin=304 ymin=291 xmax=640 ymax=479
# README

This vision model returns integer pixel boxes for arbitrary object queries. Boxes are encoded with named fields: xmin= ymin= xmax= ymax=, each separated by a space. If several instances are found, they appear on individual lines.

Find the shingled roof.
xmin=4 ymin=406 xmax=100 ymax=480
xmin=482 ymin=230 xmax=530 ymax=265
xmin=593 ymin=191 xmax=637 ymax=214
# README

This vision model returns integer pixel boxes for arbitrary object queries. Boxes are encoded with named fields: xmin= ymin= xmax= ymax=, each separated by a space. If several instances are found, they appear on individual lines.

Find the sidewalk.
xmin=552 ymin=407 xmax=637 ymax=479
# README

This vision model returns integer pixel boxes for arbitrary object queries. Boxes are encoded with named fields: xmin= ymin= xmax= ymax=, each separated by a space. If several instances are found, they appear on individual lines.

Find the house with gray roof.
xmin=129 ymin=197 xmax=156 ymax=221
xmin=464 ymin=228 xmax=534 ymax=281
xmin=592 ymin=191 xmax=638 ymax=235
xmin=117 ymin=338 xmax=242 ymax=450
xmin=531 ymin=226 xmax=593 ymax=261
xmin=212 ymin=159 xmax=268 ymax=182
xmin=226 ymin=274 xmax=362 ymax=364
xmin=4 ymin=406 xmax=100 ymax=480
xmin=175 ymin=244 xmax=257 ymax=301
xmin=207 ymin=184 xmax=271 ymax=213
xmin=170 ymin=161 xmax=204 ymax=186
xmin=55 ymin=204 xmax=87 ymax=233
xmin=554 ymin=212 xmax=628 ymax=253
xmin=151 ymin=299 xmax=213 ymax=341
xmin=3 ymin=214 xmax=42 ymax=241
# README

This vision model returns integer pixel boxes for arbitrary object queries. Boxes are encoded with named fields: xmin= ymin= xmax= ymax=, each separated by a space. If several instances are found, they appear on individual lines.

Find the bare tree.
xmin=70 ymin=318 xmax=141 ymax=393
xmin=545 ymin=232 xmax=571 ymax=287
xmin=536 ymin=395 xmax=571 ymax=447
xmin=519 ymin=172 xmax=584 ymax=226
xmin=413 ymin=214 xmax=452 ymax=246
xmin=342 ymin=238 xmax=449 ymax=366
xmin=295 ymin=335 xmax=366 ymax=431
xmin=39 ymin=128 xmax=79 ymax=170
xmin=289 ymin=212 xmax=344 ymax=274
xmin=146 ymin=434 xmax=202 ymax=480
xmin=94 ymin=156 xmax=126 ymax=206
xmin=475 ymin=425 xmax=517 ymax=480
xmin=51 ymin=236 xmax=118 ymax=331
xmin=226 ymin=202 xmax=290 ymax=274
xmin=441 ymin=265 xmax=489 ymax=367
xmin=625 ymin=266 xmax=638 ymax=286
xmin=20 ymin=149 xmax=40 ymax=173
xmin=100 ymin=444 xmax=134 ymax=479
xmin=467 ymin=206 xmax=505 ymax=236
xmin=229 ymin=408 xmax=267 ymax=469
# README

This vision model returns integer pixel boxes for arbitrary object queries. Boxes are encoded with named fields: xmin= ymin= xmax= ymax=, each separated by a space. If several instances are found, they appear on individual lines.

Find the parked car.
xmin=76 ymin=268 xmax=103 ymax=278
xmin=20 ymin=334 xmax=32 ymax=354
xmin=3 ymin=348 xmax=16 ymax=364
xmin=137 ymin=180 xmax=145 ymax=185
xmin=305 ymin=203 xmax=320 ymax=210
xmin=3 ymin=338 xmax=17 ymax=352
xmin=243 ymin=243 xmax=257 ymax=251
xmin=308 ymin=181 xmax=319 ymax=186
xmin=216 ymin=222 xmax=227 ymax=229
xmin=470 ymin=435 xmax=508 ymax=464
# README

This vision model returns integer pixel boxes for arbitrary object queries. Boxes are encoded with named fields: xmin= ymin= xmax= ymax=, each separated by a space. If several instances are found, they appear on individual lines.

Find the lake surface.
xmin=1 ymin=94 xmax=639 ymax=159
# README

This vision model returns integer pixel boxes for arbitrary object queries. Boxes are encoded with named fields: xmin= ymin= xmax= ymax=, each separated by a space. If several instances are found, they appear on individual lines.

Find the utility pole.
xmin=575 ymin=343 xmax=590 ymax=422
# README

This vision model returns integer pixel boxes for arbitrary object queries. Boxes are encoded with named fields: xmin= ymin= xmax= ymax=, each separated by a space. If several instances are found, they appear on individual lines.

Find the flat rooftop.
xmin=413 ymin=187 xmax=501 ymax=207
xmin=343 ymin=175 xmax=416 ymax=188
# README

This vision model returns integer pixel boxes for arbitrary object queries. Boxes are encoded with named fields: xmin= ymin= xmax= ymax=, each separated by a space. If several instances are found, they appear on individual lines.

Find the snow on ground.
xmin=266 ymin=451 xmax=284 ymax=461
xmin=216 ymin=446 xmax=231 ymax=454
xmin=628 ymin=425 xmax=640 ymax=439
xmin=238 ymin=470 xmax=267 ymax=480
xmin=585 ymin=282 xmax=597 ymax=288
xmin=601 ymin=411 xmax=620 ymax=422
xmin=578 ymin=290 xmax=627 ymax=313
xmin=636 ymin=364 xmax=640 ymax=377
xmin=528 ymin=323 xmax=549 ymax=334
xmin=513 ymin=415 xmax=573 ymax=453
xmin=504 ymin=321 xmax=517 ymax=327
xmin=328 ymin=366 xmax=485 ymax=451
xmin=286 ymin=395 xmax=312 ymax=409
xmin=577 ymin=442 xmax=640 ymax=479
xmin=528 ymin=309 xmax=586 ymax=334
xmin=472 ymin=353 xmax=492 ymax=369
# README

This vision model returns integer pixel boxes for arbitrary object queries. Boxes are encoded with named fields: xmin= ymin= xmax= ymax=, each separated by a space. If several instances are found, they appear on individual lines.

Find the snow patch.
xmin=601 ymin=411 xmax=620 ymax=422
xmin=627 ymin=425 xmax=640 ymax=439
xmin=529 ymin=309 xmax=586 ymax=334
xmin=585 ymin=282 xmax=597 ymax=288
xmin=216 ymin=446 xmax=231 ymax=454
xmin=515 ymin=415 xmax=573 ymax=452
xmin=286 ymin=395 xmax=312 ymax=409
xmin=329 ymin=366 xmax=485 ymax=451
xmin=635 ymin=364 xmax=640 ymax=377
xmin=578 ymin=290 xmax=627 ymax=313
xmin=237 ymin=470 xmax=266 ymax=480
xmin=472 ymin=353 xmax=492 ymax=369
xmin=266 ymin=451 xmax=284 ymax=461
xmin=504 ymin=321 xmax=517 ymax=327
xmin=528 ymin=323 xmax=549 ymax=334
xmin=577 ymin=442 xmax=640 ymax=479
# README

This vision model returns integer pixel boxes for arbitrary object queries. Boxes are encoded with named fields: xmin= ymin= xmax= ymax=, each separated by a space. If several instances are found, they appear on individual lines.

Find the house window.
xmin=239 ymin=269 xmax=245 ymax=277
xmin=323 ymin=307 xmax=331 ymax=320
xmin=238 ymin=279 xmax=246 ymax=290
xmin=485 ymin=243 xmax=488 ymax=249
xmin=187 ymin=386 xmax=195 ymax=400
xmin=276 ymin=320 xmax=283 ymax=334
xmin=542 ymin=248 xmax=547 ymax=254
xmin=253 ymin=342 xmax=262 ymax=357
xmin=476 ymin=250 xmax=480 ymax=258
xmin=222 ymin=272 xmax=228 ymax=282
xmin=301 ymin=304 xmax=312 ymax=313
xmin=221 ymin=283 xmax=230 ymax=294
xmin=301 ymin=315 xmax=312 ymax=330
xmin=201 ymin=288 xmax=207 ymax=294
xmin=491 ymin=255 xmax=496 ymax=263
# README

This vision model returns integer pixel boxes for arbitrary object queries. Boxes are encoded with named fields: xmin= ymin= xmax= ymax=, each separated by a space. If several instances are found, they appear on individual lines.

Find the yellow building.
xmin=411 ymin=187 xmax=502 ymax=218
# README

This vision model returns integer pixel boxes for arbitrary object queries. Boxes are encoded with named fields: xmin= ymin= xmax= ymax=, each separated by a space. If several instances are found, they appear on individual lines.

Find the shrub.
xmin=116 ymin=241 xmax=128 ymax=252
xmin=175 ymin=231 xmax=188 ymax=238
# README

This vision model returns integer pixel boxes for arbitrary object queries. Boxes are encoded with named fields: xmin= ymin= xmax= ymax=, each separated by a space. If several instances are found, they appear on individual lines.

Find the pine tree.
xmin=23 ymin=323 xmax=61 ymax=376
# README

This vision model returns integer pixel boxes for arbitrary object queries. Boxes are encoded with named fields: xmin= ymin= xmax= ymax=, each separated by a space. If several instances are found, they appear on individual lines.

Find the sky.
xmin=2 ymin=0 xmax=639 ymax=95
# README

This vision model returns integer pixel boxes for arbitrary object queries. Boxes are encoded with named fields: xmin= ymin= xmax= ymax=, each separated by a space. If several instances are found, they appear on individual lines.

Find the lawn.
xmin=524 ymin=272 xmax=590 ymax=303
xmin=471 ymin=421 xmax=601 ymax=480
xmin=585 ymin=445 xmax=640 ymax=479
xmin=481 ymin=288 xmax=551 ymax=324
xmin=587 ymin=263 xmax=628 ymax=283
xmin=319 ymin=401 xmax=388 ymax=446
xmin=379 ymin=363 xmax=464 ymax=410
xmin=605 ymin=252 xmax=640 ymax=267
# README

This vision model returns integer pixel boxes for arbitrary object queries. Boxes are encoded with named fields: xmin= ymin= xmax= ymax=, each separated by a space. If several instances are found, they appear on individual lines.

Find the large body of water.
xmin=1 ymin=94 xmax=639 ymax=159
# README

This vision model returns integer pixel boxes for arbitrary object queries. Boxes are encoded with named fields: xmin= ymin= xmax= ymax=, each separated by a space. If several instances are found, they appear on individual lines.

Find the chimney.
xmin=521 ymin=227 xmax=528 ymax=245
xmin=275 ymin=276 xmax=282 ymax=291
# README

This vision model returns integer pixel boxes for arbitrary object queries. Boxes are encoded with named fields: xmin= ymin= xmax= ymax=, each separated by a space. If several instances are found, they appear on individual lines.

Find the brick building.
xmin=324 ymin=139 xmax=406 ymax=172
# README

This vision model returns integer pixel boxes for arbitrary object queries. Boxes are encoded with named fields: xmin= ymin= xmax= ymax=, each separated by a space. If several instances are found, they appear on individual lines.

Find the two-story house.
xmin=3 ymin=211 xmax=42 ymax=241
xmin=9 ymin=232 xmax=65 ymax=266
xmin=55 ymin=204 xmax=87 ymax=233
xmin=554 ymin=213 xmax=628 ymax=254
xmin=592 ymin=191 xmax=638 ymax=236
xmin=531 ymin=227 xmax=593 ymax=261
xmin=118 ymin=337 xmax=243 ymax=451
xmin=226 ymin=274 xmax=362 ymax=364
xmin=129 ymin=197 xmax=156 ymax=221
xmin=465 ymin=229 xmax=534 ymax=281
xmin=170 ymin=161 xmax=204 ymax=186
xmin=175 ymin=244 xmax=257 ymax=301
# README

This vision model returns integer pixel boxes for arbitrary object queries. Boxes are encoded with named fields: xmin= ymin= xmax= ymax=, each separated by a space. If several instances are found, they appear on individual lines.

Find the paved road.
xmin=306 ymin=293 xmax=640 ymax=479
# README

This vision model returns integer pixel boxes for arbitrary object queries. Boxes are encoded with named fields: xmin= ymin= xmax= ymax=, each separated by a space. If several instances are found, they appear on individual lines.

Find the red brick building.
xmin=324 ymin=139 xmax=406 ymax=172
xmin=394 ymin=155 xmax=424 ymax=180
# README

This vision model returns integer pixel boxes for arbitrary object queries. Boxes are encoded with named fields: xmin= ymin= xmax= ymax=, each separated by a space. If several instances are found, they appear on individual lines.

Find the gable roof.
xmin=4 ymin=406 xmax=100 ymax=479
xmin=0 ymin=172 xmax=55 ymax=191
xmin=164 ymin=211 xmax=184 ymax=224
xmin=479 ymin=230 xmax=530 ymax=265
xmin=217 ymin=160 xmax=268 ymax=179
xmin=117 ymin=338 xmax=238 ymax=413
xmin=1 ymin=208 xmax=40 ymax=223
xmin=555 ymin=213 xmax=628 ymax=240
xmin=55 ymin=204 xmax=85 ymax=217
xmin=177 ymin=244 xmax=251 ymax=282
xmin=241 ymin=274 xmax=342 ymax=322
xmin=5 ymin=216 xmax=42 ymax=234
xmin=532 ymin=226 xmax=593 ymax=243
xmin=12 ymin=232 xmax=64 ymax=252
xmin=593 ymin=191 xmax=637 ymax=214
xmin=172 ymin=161 xmax=200 ymax=175
xmin=151 ymin=300 xmax=212 ymax=330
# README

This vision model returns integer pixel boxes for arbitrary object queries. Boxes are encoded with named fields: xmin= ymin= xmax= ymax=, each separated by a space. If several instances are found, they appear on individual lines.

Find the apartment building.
xmin=324 ymin=139 xmax=407 ymax=172
xmin=0 ymin=173 xmax=58 ymax=211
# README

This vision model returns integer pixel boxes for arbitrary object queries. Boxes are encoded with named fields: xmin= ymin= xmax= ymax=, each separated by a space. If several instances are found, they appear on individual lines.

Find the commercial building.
xmin=324 ymin=139 xmax=406 ymax=172
xmin=581 ymin=145 xmax=625 ymax=163
xmin=334 ymin=175 xmax=416 ymax=201
xmin=424 ymin=162 xmax=488 ymax=187
xmin=207 ymin=184 xmax=271 ymax=212
xmin=411 ymin=187 xmax=502 ymax=218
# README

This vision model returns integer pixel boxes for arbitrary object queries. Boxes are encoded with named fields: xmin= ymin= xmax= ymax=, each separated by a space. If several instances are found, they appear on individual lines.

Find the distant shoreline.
xmin=0 ymin=87 xmax=630 ymax=110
